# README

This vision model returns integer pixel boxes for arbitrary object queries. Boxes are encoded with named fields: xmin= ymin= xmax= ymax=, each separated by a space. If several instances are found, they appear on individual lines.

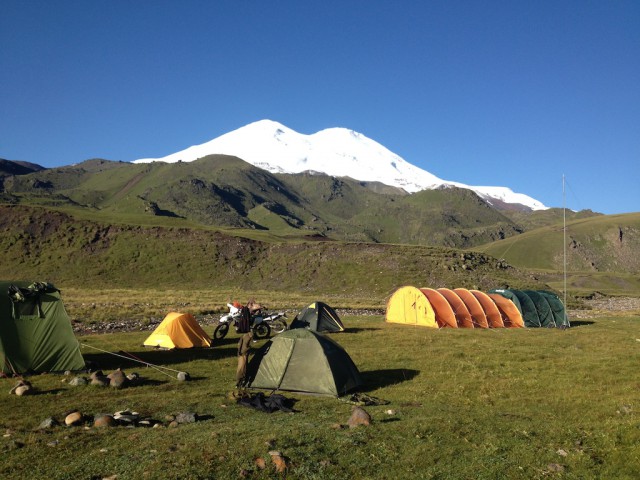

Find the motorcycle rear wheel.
xmin=269 ymin=319 xmax=287 ymax=334
xmin=213 ymin=323 xmax=229 ymax=340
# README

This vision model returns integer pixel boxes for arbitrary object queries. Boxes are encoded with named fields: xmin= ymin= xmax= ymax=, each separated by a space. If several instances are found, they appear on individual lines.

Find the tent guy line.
xmin=80 ymin=343 xmax=182 ymax=379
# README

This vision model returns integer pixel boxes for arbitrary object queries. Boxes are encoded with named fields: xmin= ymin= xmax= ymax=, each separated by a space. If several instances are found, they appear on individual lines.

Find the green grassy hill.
xmin=475 ymin=212 xmax=640 ymax=295
xmin=0 ymin=204 xmax=546 ymax=299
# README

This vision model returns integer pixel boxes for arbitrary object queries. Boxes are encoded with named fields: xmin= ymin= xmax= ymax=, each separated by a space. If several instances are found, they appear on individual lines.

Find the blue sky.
xmin=1 ymin=1 xmax=638 ymax=214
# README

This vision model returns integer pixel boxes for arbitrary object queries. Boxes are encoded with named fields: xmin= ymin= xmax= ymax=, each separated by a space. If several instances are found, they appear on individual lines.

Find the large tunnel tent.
xmin=489 ymin=289 xmax=569 ymax=328
xmin=385 ymin=286 xmax=437 ymax=328
xmin=386 ymin=286 xmax=565 ymax=329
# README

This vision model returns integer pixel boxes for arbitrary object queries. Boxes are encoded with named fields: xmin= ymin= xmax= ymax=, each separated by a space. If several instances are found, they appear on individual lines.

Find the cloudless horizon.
xmin=2 ymin=1 xmax=638 ymax=214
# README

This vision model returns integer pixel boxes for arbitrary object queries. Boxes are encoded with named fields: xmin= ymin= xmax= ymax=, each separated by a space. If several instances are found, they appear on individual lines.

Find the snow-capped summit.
xmin=134 ymin=119 xmax=547 ymax=211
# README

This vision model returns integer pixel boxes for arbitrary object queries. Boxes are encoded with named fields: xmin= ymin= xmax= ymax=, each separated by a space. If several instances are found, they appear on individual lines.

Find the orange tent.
xmin=488 ymin=294 xmax=524 ymax=328
xmin=437 ymin=288 xmax=474 ymax=328
xmin=143 ymin=312 xmax=212 ymax=349
xmin=454 ymin=288 xmax=489 ymax=328
xmin=420 ymin=288 xmax=458 ymax=328
xmin=471 ymin=290 xmax=505 ymax=328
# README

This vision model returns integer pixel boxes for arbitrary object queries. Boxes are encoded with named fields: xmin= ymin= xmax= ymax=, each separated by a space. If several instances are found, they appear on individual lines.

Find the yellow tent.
xmin=143 ymin=312 xmax=211 ymax=349
xmin=385 ymin=286 xmax=437 ymax=328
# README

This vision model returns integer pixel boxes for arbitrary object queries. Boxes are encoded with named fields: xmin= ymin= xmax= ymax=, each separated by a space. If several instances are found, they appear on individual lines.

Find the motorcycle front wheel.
xmin=269 ymin=319 xmax=287 ymax=334
xmin=252 ymin=322 xmax=271 ymax=340
xmin=213 ymin=323 xmax=229 ymax=340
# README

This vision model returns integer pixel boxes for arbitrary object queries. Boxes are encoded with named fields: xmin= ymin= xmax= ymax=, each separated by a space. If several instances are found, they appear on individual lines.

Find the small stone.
xmin=10 ymin=380 xmax=32 ymax=395
xmin=89 ymin=370 xmax=105 ymax=380
xmin=175 ymin=412 xmax=197 ymax=424
xmin=269 ymin=451 xmax=287 ymax=473
xmin=91 ymin=376 xmax=109 ymax=387
xmin=65 ymin=411 xmax=84 ymax=426
xmin=330 ymin=423 xmax=345 ymax=430
xmin=7 ymin=440 xmax=24 ymax=450
xmin=347 ymin=406 xmax=371 ymax=428
xmin=15 ymin=385 xmax=33 ymax=396
xmin=385 ymin=409 xmax=397 ymax=415
xmin=168 ymin=421 xmax=179 ymax=428
xmin=38 ymin=417 xmax=59 ymax=430
xmin=557 ymin=449 xmax=568 ymax=457
xmin=68 ymin=376 xmax=88 ymax=386
xmin=94 ymin=414 xmax=117 ymax=428
xmin=107 ymin=369 xmax=128 ymax=388
xmin=177 ymin=371 xmax=190 ymax=381
xmin=254 ymin=457 xmax=266 ymax=469
xmin=547 ymin=463 xmax=565 ymax=473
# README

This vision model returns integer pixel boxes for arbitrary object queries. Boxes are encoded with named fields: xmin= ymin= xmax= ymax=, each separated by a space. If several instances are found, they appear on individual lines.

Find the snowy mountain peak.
xmin=134 ymin=120 xmax=547 ymax=211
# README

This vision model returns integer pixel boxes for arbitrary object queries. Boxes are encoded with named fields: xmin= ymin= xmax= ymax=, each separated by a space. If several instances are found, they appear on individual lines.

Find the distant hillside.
xmin=0 ymin=159 xmax=45 ymax=176
xmin=0 ymin=155 xmax=527 ymax=249
xmin=474 ymin=212 xmax=640 ymax=296
xmin=476 ymin=213 xmax=640 ymax=273
xmin=0 ymin=204 xmax=546 ymax=298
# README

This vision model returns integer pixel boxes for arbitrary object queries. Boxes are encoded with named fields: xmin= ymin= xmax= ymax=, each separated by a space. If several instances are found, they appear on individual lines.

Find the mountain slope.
xmin=134 ymin=119 xmax=547 ymax=211
xmin=1 ymin=156 xmax=529 ymax=248
xmin=0 ymin=204 xmax=547 ymax=297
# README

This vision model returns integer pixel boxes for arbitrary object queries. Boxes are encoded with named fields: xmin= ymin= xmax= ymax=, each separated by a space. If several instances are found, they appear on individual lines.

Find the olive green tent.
xmin=0 ymin=281 xmax=85 ymax=374
xmin=289 ymin=301 xmax=344 ymax=332
xmin=244 ymin=329 xmax=361 ymax=396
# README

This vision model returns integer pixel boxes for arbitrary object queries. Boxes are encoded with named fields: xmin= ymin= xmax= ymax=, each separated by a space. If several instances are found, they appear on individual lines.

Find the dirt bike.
xmin=213 ymin=304 xmax=287 ymax=340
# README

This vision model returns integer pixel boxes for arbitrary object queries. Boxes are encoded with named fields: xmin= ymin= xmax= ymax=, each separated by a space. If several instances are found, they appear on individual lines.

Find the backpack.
xmin=237 ymin=306 xmax=251 ymax=334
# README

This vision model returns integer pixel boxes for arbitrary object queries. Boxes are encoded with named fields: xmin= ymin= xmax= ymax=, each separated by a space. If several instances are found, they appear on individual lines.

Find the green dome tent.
xmin=289 ymin=301 xmax=345 ymax=332
xmin=244 ymin=329 xmax=362 ymax=396
xmin=1 ymin=281 xmax=85 ymax=374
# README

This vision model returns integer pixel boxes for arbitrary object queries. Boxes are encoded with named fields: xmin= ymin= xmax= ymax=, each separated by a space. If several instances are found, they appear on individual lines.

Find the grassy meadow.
xmin=2 ymin=311 xmax=640 ymax=479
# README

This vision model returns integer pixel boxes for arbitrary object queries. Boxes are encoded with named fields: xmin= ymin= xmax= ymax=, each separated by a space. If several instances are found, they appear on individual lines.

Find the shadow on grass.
xmin=359 ymin=368 xmax=420 ymax=392
xmin=82 ymin=344 xmax=237 ymax=372
xmin=568 ymin=320 xmax=595 ymax=327
xmin=342 ymin=327 xmax=382 ymax=333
